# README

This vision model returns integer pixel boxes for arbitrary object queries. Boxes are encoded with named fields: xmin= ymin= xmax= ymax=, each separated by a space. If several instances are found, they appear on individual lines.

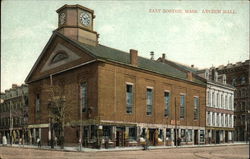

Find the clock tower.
xmin=56 ymin=4 xmax=99 ymax=46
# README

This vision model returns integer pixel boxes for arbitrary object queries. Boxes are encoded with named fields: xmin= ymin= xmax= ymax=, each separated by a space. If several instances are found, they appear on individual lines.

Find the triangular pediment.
xmin=25 ymin=32 xmax=96 ymax=83
xmin=40 ymin=43 xmax=81 ymax=72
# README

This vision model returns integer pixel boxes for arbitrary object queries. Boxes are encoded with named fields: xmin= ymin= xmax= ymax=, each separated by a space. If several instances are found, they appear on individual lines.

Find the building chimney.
xmin=162 ymin=53 xmax=166 ymax=60
xmin=191 ymin=64 xmax=194 ymax=68
xmin=130 ymin=49 xmax=138 ymax=66
xmin=12 ymin=84 xmax=18 ymax=88
xmin=187 ymin=72 xmax=193 ymax=81
xmin=150 ymin=51 xmax=154 ymax=60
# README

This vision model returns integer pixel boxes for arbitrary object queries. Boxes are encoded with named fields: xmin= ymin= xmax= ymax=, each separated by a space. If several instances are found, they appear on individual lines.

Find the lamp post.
xmin=79 ymin=102 xmax=83 ymax=151
xmin=247 ymin=110 xmax=250 ymax=159
xmin=9 ymin=101 xmax=13 ymax=146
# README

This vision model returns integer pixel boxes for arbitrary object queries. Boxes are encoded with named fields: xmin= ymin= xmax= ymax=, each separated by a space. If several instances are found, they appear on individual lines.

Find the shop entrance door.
xmin=216 ymin=131 xmax=220 ymax=144
xmin=194 ymin=130 xmax=198 ymax=145
xmin=225 ymin=131 xmax=228 ymax=143
xmin=116 ymin=130 xmax=124 ymax=147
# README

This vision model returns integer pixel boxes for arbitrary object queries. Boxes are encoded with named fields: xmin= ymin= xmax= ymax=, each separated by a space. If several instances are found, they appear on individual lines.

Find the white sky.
xmin=1 ymin=0 xmax=249 ymax=92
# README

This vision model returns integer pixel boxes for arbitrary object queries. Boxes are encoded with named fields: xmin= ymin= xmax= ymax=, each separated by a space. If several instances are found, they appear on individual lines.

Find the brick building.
xmin=25 ymin=4 xmax=207 ymax=148
xmin=158 ymin=56 xmax=235 ymax=144
xmin=0 ymin=84 xmax=29 ymax=144
xmin=217 ymin=60 xmax=250 ymax=141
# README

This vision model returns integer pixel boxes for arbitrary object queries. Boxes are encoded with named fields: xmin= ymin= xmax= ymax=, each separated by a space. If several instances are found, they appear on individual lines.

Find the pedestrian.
xmin=177 ymin=137 xmax=181 ymax=146
xmin=19 ymin=138 xmax=22 ymax=147
xmin=54 ymin=136 xmax=57 ymax=147
xmin=37 ymin=137 xmax=41 ymax=148
xmin=2 ymin=136 xmax=7 ymax=146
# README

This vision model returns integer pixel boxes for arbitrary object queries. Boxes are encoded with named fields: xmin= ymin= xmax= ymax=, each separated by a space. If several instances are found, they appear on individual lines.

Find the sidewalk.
xmin=0 ymin=142 xmax=247 ymax=152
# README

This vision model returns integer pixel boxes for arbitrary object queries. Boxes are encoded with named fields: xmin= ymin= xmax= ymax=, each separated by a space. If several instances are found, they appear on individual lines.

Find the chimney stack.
xmin=162 ymin=53 xmax=166 ymax=60
xmin=150 ymin=51 xmax=154 ymax=60
xmin=12 ymin=84 xmax=18 ymax=88
xmin=187 ymin=72 xmax=193 ymax=81
xmin=130 ymin=49 xmax=138 ymax=66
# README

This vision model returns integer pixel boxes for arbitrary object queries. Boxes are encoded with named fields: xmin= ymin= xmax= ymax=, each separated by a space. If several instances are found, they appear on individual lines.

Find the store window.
xmin=200 ymin=130 xmax=205 ymax=142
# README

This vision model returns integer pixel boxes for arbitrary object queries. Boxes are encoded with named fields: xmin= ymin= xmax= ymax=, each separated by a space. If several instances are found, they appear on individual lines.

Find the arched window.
xmin=51 ymin=51 xmax=68 ymax=64
xmin=241 ymin=77 xmax=246 ymax=84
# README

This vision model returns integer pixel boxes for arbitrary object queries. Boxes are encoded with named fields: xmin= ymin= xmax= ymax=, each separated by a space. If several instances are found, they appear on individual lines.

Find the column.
xmin=137 ymin=126 xmax=140 ymax=141
xmin=163 ymin=128 xmax=166 ymax=146
xmin=171 ymin=128 xmax=174 ymax=146
xmin=198 ymin=130 xmax=200 ymax=144
xmin=48 ymin=125 xmax=51 ymax=142
xmin=192 ymin=129 xmax=194 ymax=144
xmin=39 ymin=128 xmax=41 ymax=140
xmin=112 ymin=126 xmax=116 ymax=141
xmin=33 ymin=128 xmax=36 ymax=144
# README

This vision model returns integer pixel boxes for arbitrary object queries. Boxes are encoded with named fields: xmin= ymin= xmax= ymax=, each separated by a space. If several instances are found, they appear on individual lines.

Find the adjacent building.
xmin=25 ymin=4 xmax=207 ymax=148
xmin=0 ymin=84 xmax=29 ymax=144
xmin=158 ymin=55 xmax=235 ymax=144
xmin=217 ymin=60 xmax=250 ymax=141
xmin=197 ymin=68 xmax=235 ymax=144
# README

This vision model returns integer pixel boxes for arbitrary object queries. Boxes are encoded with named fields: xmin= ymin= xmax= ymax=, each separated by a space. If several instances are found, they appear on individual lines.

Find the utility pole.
xmin=247 ymin=110 xmax=250 ymax=159
xmin=175 ymin=97 xmax=177 ymax=147
xmin=79 ymin=94 xmax=83 ymax=151
xmin=9 ymin=101 xmax=13 ymax=146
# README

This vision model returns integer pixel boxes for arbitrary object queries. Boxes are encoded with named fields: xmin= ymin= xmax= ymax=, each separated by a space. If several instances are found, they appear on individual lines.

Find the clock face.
xmin=80 ymin=12 xmax=91 ymax=26
xmin=59 ymin=13 xmax=66 ymax=25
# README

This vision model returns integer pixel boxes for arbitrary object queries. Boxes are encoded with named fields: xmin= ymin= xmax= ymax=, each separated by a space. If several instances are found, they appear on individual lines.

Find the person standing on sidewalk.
xmin=37 ymin=137 xmax=41 ymax=148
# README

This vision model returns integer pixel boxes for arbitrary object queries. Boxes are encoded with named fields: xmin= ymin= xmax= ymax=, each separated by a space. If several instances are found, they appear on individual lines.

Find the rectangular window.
xmin=164 ymin=92 xmax=170 ymax=117
xmin=200 ymin=130 xmax=205 ymax=142
xmin=212 ymin=113 xmax=215 ymax=126
xmin=229 ymin=96 xmax=232 ymax=110
xmin=212 ymin=92 xmax=215 ymax=107
xmin=128 ymin=127 xmax=136 ymax=141
xmin=103 ymin=126 xmax=112 ymax=139
xmin=216 ymin=93 xmax=219 ymax=108
xmin=217 ymin=113 xmax=220 ymax=126
xmin=166 ymin=128 xmax=171 ymax=140
xmin=187 ymin=129 xmax=192 ymax=142
xmin=80 ymin=82 xmax=87 ymax=112
xmin=228 ymin=115 xmax=231 ymax=127
xmin=221 ymin=114 xmax=224 ymax=127
xmin=180 ymin=95 xmax=185 ymax=119
xmin=146 ymin=88 xmax=153 ymax=115
xmin=207 ymin=111 xmax=210 ymax=126
xmin=225 ymin=114 xmax=228 ymax=127
xmin=207 ymin=91 xmax=210 ymax=106
xmin=35 ymin=94 xmax=40 ymax=112
xmin=221 ymin=95 xmax=224 ymax=108
xmin=225 ymin=95 xmax=228 ymax=109
xmin=194 ymin=97 xmax=199 ymax=120
xmin=126 ymin=84 xmax=133 ymax=114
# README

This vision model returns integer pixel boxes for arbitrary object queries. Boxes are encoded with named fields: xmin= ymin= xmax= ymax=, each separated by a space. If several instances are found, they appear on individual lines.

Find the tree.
xmin=47 ymin=84 xmax=72 ymax=149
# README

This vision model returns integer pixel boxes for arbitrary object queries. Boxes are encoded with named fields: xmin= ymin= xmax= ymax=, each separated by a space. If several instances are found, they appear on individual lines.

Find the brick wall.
xmin=98 ymin=62 xmax=206 ymax=127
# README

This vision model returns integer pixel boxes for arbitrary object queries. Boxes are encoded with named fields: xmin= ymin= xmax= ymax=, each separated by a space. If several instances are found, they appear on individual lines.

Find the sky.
xmin=1 ymin=0 xmax=249 ymax=92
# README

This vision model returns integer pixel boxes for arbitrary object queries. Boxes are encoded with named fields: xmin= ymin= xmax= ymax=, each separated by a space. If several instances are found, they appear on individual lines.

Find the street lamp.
xmin=247 ymin=110 xmax=250 ymax=159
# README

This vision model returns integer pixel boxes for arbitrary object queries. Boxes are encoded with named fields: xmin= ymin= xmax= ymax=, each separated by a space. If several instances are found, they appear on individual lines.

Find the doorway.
xmin=225 ymin=131 xmax=228 ymax=143
xmin=116 ymin=128 xmax=124 ymax=147
xmin=216 ymin=130 xmax=220 ymax=144
xmin=194 ymin=130 xmax=198 ymax=145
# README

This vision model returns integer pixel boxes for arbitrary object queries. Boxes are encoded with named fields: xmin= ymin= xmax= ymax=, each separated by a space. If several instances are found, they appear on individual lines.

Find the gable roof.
xmin=26 ymin=31 xmax=206 ymax=86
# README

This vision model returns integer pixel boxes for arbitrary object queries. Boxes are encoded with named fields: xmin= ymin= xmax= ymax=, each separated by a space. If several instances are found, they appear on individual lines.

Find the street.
xmin=0 ymin=144 xmax=248 ymax=159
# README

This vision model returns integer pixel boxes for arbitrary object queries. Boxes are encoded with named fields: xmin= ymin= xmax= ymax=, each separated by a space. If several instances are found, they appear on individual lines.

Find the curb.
xmin=0 ymin=143 xmax=247 ymax=153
